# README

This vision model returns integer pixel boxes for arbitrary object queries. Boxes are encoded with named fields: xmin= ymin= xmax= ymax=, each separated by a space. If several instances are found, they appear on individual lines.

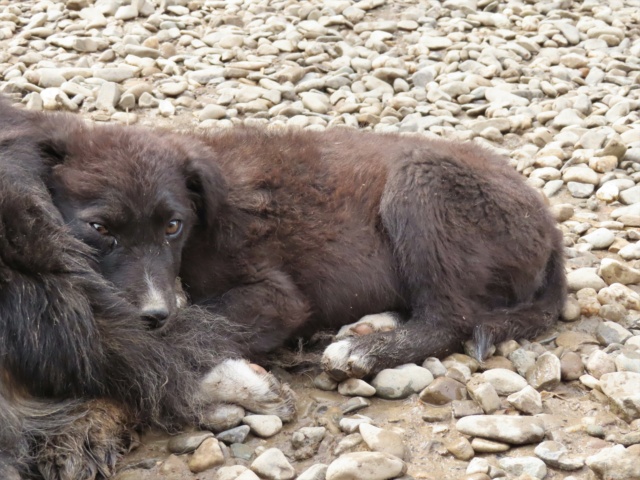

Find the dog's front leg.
xmin=193 ymin=266 xmax=311 ymax=422
xmin=198 ymin=359 xmax=296 ymax=422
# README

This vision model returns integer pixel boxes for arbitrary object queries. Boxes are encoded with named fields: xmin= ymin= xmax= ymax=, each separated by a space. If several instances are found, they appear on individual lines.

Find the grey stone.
xmin=216 ymin=425 xmax=250 ymax=444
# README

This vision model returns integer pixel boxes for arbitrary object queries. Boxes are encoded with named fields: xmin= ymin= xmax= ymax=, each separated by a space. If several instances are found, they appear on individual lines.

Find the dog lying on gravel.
xmin=0 ymin=97 xmax=565 ymax=479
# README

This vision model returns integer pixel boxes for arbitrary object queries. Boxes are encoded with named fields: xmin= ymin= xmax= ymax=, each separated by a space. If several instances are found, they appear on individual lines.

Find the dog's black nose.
xmin=141 ymin=307 xmax=169 ymax=328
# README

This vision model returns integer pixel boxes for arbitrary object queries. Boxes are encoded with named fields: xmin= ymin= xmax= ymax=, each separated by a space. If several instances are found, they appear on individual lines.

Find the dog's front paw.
xmin=36 ymin=400 xmax=131 ymax=480
xmin=200 ymin=359 xmax=296 ymax=422
xmin=321 ymin=339 xmax=376 ymax=381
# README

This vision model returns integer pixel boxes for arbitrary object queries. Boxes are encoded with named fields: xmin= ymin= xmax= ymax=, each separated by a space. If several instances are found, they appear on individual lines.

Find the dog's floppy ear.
xmin=35 ymin=112 xmax=88 ymax=168
xmin=182 ymin=141 xmax=228 ymax=229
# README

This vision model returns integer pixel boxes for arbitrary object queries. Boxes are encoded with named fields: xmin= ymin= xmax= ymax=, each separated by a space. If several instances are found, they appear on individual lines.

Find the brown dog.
xmin=0 ymin=98 xmax=565 ymax=479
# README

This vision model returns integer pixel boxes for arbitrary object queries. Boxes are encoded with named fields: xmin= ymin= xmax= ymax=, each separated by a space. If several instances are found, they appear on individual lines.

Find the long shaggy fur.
xmin=0 ymin=100 xmax=254 ymax=479
xmin=0 ymin=97 xmax=566 ymax=478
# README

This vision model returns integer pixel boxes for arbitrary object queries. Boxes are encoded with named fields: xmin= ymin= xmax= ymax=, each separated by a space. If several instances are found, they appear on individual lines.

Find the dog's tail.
xmin=470 ymin=246 xmax=567 ymax=361
xmin=0 ymin=383 xmax=130 ymax=480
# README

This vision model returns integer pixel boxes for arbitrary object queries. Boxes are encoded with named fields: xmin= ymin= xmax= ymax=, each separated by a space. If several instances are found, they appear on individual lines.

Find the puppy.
xmin=0 ymin=97 xmax=565 ymax=478
xmin=0 ymin=99 xmax=293 ymax=480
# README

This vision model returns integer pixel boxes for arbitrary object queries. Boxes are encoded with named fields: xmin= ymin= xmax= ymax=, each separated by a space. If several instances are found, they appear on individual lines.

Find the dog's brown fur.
xmin=0 ymin=97 xmax=566 ymax=479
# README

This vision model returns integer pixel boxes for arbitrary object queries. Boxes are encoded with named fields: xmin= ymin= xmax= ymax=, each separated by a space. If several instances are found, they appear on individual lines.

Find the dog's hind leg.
xmin=323 ymin=318 xmax=461 ymax=380
xmin=323 ymin=149 xmax=564 ymax=379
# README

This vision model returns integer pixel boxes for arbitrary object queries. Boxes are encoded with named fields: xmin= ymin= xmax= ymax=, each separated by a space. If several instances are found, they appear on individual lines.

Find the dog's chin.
xmin=142 ymin=316 xmax=171 ymax=330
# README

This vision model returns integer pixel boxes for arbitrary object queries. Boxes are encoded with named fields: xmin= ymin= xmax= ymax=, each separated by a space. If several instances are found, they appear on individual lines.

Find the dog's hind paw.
xmin=335 ymin=312 xmax=399 ymax=340
xmin=35 ymin=400 xmax=131 ymax=480
xmin=200 ymin=359 xmax=296 ymax=422
xmin=321 ymin=339 xmax=377 ymax=381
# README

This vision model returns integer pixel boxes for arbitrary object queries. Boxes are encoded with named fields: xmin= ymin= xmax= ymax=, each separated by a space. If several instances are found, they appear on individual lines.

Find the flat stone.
xmin=326 ymin=452 xmax=407 ymax=480
xmin=456 ymin=415 xmax=546 ymax=444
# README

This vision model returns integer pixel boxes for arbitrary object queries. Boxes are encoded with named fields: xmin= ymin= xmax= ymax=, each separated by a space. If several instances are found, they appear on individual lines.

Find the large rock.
xmin=586 ymin=445 xmax=640 ymax=480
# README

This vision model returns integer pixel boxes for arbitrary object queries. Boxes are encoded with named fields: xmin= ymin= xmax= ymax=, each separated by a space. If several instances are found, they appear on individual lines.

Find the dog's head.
xmin=43 ymin=120 xmax=225 ymax=327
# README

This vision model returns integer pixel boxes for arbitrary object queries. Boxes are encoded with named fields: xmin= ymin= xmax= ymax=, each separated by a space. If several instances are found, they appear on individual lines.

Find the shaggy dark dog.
xmin=0 ymin=97 xmax=566 ymax=479
xmin=0 ymin=100 xmax=294 ymax=480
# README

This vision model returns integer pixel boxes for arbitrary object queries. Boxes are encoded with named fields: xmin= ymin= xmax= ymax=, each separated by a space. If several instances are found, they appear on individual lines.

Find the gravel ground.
xmin=2 ymin=0 xmax=640 ymax=479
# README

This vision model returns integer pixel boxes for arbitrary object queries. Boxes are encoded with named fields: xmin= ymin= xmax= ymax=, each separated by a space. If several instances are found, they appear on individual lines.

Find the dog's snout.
xmin=141 ymin=305 xmax=170 ymax=328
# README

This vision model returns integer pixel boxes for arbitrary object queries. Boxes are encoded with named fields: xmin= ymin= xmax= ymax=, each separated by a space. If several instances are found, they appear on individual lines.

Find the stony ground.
xmin=2 ymin=0 xmax=640 ymax=479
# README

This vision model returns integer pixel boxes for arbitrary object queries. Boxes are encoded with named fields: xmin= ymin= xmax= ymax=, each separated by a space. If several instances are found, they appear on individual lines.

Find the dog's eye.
xmin=90 ymin=223 xmax=110 ymax=236
xmin=166 ymin=220 xmax=182 ymax=237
